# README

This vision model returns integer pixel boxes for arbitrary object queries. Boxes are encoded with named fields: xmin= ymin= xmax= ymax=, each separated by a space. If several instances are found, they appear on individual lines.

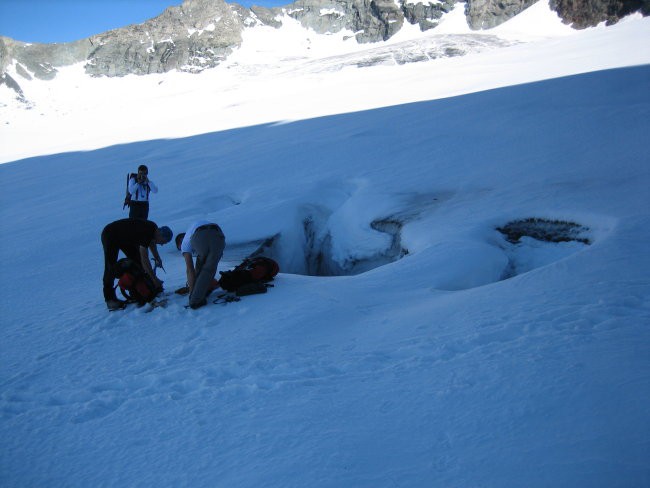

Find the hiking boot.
xmin=106 ymin=299 xmax=127 ymax=311
xmin=189 ymin=298 xmax=207 ymax=310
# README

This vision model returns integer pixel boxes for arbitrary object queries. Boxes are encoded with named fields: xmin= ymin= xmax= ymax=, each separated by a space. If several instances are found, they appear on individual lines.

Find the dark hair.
xmin=175 ymin=233 xmax=186 ymax=251
xmin=138 ymin=164 xmax=148 ymax=173
xmin=158 ymin=226 xmax=173 ymax=244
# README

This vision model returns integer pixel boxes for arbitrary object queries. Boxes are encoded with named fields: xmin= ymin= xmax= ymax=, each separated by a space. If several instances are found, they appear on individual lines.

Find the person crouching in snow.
xmin=101 ymin=218 xmax=173 ymax=311
xmin=176 ymin=221 xmax=225 ymax=309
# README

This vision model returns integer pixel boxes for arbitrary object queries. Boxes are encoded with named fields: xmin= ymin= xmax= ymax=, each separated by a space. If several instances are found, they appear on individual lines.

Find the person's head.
xmin=156 ymin=226 xmax=173 ymax=245
xmin=137 ymin=164 xmax=148 ymax=182
xmin=175 ymin=233 xmax=186 ymax=251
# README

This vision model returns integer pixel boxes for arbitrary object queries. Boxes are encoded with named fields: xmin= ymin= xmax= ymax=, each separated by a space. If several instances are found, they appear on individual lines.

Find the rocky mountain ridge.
xmin=0 ymin=0 xmax=647 ymax=84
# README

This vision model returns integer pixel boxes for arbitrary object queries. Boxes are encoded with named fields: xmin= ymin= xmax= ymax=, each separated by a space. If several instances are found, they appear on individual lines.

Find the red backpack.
xmin=114 ymin=258 xmax=158 ymax=305
xmin=218 ymin=257 xmax=279 ymax=294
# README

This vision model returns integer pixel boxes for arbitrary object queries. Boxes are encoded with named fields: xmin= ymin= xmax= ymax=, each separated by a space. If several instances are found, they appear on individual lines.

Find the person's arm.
xmin=127 ymin=176 xmax=139 ymax=194
xmin=149 ymin=242 xmax=163 ymax=269
xmin=140 ymin=245 xmax=163 ymax=290
xmin=184 ymin=252 xmax=196 ymax=292
xmin=147 ymin=179 xmax=158 ymax=193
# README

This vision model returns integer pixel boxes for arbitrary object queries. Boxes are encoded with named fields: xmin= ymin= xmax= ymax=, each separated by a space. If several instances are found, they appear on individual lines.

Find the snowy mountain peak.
xmin=0 ymin=0 xmax=647 ymax=82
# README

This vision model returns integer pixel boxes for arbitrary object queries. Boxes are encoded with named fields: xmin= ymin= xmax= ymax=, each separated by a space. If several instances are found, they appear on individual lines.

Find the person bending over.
xmin=176 ymin=220 xmax=225 ymax=309
xmin=101 ymin=218 xmax=172 ymax=310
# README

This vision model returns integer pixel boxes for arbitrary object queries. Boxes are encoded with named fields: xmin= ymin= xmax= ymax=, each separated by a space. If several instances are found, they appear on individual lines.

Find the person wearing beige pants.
xmin=176 ymin=221 xmax=225 ymax=309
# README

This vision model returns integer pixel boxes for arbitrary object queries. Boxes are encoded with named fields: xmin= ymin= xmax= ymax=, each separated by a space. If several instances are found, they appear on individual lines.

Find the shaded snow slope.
xmin=1 ymin=64 xmax=649 ymax=487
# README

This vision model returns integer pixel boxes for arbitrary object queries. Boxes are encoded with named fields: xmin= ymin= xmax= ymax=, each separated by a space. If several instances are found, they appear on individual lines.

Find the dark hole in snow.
xmin=496 ymin=218 xmax=592 ymax=281
xmin=497 ymin=218 xmax=591 ymax=245
xmin=230 ymin=216 xmax=409 ymax=277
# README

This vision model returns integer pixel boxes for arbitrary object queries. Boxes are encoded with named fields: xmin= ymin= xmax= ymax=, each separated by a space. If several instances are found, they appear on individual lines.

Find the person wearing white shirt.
xmin=175 ymin=220 xmax=226 ymax=309
xmin=128 ymin=164 xmax=158 ymax=219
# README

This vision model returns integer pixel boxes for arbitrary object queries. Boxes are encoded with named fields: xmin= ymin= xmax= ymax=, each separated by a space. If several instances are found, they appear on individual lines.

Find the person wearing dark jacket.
xmin=101 ymin=218 xmax=172 ymax=310
xmin=128 ymin=165 xmax=158 ymax=219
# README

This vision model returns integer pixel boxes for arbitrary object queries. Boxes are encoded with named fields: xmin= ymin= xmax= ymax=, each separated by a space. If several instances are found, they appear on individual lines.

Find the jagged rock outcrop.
xmin=0 ymin=0 xmax=647 ymax=81
xmin=0 ymin=0 xmax=248 ymax=80
xmin=1 ymin=0 xmax=450 ymax=80
xmin=403 ymin=0 xmax=456 ymax=31
xmin=549 ymin=0 xmax=650 ymax=28
xmin=466 ymin=0 xmax=648 ymax=29
xmin=0 ymin=36 xmax=91 ymax=80
xmin=0 ymin=71 xmax=30 ymax=106
xmin=85 ymin=0 xmax=244 ymax=76
xmin=283 ymin=0 xmax=405 ymax=42
xmin=465 ymin=0 xmax=538 ymax=29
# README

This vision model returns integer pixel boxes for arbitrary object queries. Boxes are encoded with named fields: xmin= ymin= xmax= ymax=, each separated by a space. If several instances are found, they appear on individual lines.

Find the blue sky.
xmin=0 ymin=0 xmax=288 ymax=43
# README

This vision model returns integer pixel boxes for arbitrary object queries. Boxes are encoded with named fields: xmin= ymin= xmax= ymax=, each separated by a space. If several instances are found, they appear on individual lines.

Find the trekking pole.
xmin=123 ymin=173 xmax=129 ymax=209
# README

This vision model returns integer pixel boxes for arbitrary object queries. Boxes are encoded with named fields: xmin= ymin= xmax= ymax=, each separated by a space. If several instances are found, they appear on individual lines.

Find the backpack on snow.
xmin=218 ymin=256 xmax=279 ymax=295
xmin=114 ymin=258 xmax=158 ymax=305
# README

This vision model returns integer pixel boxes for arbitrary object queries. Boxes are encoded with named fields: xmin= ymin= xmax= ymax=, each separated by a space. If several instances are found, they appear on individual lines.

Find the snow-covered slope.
xmin=1 ymin=3 xmax=649 ymax=487
xmin=1 ymin=2 xmax=649 ymax=164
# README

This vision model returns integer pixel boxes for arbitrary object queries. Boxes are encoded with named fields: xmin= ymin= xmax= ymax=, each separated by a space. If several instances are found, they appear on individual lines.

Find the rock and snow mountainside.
xmin=0 ymin=0 xmax=647 ymax=82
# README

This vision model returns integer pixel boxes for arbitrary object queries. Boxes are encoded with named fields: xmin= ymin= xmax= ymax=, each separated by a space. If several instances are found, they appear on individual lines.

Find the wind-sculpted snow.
xmin=243 ymin=198 xmax=593 ymax=289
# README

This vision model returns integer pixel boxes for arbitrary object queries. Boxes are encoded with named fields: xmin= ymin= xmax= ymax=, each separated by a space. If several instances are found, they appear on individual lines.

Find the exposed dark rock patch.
xmin=465 ymin=0 xmax=538 ymax=30
xmin=549 ymin=0 xmax=649 ymax=28
xmin=497 ymin=218 xmax=591 ymax=244
xmin=496 ymin=217 xmax=592 ymax=280
xmin=0 ymin=72 xmax=30 ymax=106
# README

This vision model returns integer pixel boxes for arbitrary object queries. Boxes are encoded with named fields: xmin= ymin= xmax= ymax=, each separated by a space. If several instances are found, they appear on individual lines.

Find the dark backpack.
xmin=123 ymin=173 xmax=136 ymax=209
xmin=114 ymin=258 xmax=158 ymax=305
xmin=218 ymin=257 xmax=280 ymax=294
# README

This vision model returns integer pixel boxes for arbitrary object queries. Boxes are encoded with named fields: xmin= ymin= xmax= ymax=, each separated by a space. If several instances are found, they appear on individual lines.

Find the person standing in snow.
xmin=101 ymin=218 xmax=173 ymax=311
xmin=128 ymin=164 xmax=158 ymax=219
xmin=175 ymin=221 xmax=225 ymax=310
